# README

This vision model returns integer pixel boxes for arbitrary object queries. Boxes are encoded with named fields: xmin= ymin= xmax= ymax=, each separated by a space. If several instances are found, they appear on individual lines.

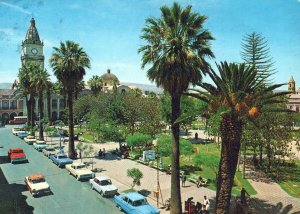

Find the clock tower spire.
xmin=21 ymin=18 xmax=44 ymax=68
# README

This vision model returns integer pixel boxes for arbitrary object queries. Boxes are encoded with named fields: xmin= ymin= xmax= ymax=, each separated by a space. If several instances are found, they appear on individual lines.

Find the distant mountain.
xmin=0 ymin=83 xmax=12 ymax=89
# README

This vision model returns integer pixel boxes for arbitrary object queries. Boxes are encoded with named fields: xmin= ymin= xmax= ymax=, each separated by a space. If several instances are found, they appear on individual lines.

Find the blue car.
xmin=114 ymin=192 xmax=160 ymax=214
xmin=18 ymin=131 xmax=28 ymax=139
xmin=33 ymin=140 xmax=48 ymax=151
xmin=49 ymin=151 xmax=73 ymax=167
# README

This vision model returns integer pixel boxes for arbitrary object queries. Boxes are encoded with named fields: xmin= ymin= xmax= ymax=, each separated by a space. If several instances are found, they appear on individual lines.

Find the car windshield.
xmin=77 ymin=165 xmax=85 ymax=169
xmin=13 ymin=150 xmax=23 ymax=153
xmin=133 ymin=199 xmax=148 ymax=206
xmin=31 ymin=178 xmax=45 ymax=184
xmin=100 ymin=179 xmax=112 ymax=185
xmin=58 ymin=155 xmax=67 ymax=159
xmin=47 ymin=148 xmax=55 ymax=151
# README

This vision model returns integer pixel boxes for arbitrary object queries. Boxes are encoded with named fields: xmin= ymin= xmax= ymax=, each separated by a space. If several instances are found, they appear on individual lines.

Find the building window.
xmin=59 ymin=99 xmax=65 ymax=109
xmin=2 ymin=100 xmax=9 ymax=110
xmin=52 ymin=99 xmax=57 ymax=109
xmin=11 ymin=100 xmax=17 ymax=109
xmin=145 ymin=91 xmax=149 ymax=95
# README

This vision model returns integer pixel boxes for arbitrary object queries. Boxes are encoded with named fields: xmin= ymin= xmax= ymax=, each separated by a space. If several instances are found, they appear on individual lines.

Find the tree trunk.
xmin=67 ymin=89 xmax=75 ymax=159
xmin=170 ymin=95 xmax=182 ymax=214
xmin=31 ymin=97 xmax=36 ymax=128
xmin=259 ymin=143 xmax=263 ymax=165
xmin=47 ymin=88 xmax=51 ymax=123
xmin=216 ymin=113 xmax=242 ymax=214
xmin=26 ymin=98 xmax=31 ymax=127
xmin=38 ymin=92 xmax=44 ymax=140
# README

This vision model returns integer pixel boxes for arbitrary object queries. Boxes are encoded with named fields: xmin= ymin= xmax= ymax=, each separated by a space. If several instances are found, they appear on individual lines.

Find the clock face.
xmin=31 ymin=48 xmax=38 ymax=55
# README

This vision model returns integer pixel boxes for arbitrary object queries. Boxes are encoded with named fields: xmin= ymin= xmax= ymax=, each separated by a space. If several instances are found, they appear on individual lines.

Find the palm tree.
xmin=30 ymin=68 xmax=50 ymax=140
xmin=16 ymin=62 xmax=40 ymax=129
xmin=139 ymin=3 xmax=214 ymax=213
xmin=74 ymin=80 xmax=85 ymax=100
xmin=188 ymin=62 xmax=287 ymax=213
xmin=87 ymin=75 xmax=102 ymax=95
xmin=49 ymin=40 xmax=90 ymax=159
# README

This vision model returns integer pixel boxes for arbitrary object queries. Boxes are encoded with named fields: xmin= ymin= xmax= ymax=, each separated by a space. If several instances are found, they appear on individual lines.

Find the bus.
xmin=9 ymin=116 xmax=27 ymax=124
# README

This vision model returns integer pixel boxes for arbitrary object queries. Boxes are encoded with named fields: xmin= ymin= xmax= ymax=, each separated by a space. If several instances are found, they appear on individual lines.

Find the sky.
xmin=0 ymin=0 xmax=299 ymax=89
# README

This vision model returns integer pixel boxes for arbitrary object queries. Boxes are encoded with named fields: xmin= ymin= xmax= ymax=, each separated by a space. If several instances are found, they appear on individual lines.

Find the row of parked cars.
xmin=10 ymin=127 xmax=160 ymax=214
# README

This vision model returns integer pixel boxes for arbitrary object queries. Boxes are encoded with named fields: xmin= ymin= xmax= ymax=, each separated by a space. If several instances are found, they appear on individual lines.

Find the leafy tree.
xmin=126 ymin=132 xmax=152 ymax=149
xmin=50 ymin=41 xmax=90 ymax=159
xmin=241 ymin=32 xmax=275 ymax=84
xmin=156 ymin=134 xmax=172 ymax=157
xmin=188 ymin=62 xmax=287 ymax=213
xmin=74 ymin=95 xmax=94 ymax=121
xmin=88 ymin=75 xmax=102 ymax=95
xmin=139 ymin=3 xmax=215 ymax=210
xmin=30 ymin=67 xmax=50 ymax=140
xmin=127 ymin=168 xmax=143 ymax=188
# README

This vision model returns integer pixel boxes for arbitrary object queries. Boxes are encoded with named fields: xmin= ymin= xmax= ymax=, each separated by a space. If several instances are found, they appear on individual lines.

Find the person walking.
xmin=202 ymin=196 xmax=210 ymax=213
xmin=241 ymin=187 xmax=249 ymax=205
xmin=181 ymin=173 xmax=187 ymax=187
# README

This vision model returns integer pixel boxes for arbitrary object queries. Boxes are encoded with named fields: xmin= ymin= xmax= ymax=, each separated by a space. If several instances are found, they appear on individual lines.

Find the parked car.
xmin=42 ymin=146 xmax=57 ymax=158
xmin=114 ymin=192 xmax=160 ymax=214
xmin=49 ymin=152 xmax=73 ymax=167
xmin=17 ymin=131 xmax=28 ymax=139
xmin=33 ymin=140 xmax=48 ymax=151
xmin=24 ymin=174 xmax=51 ymax=197
xmin=65 ymin=162 xmax=95 ymax=180
xmin=12 ymin=127 xmax=22 ymax=135
xmin=24 ymin=136 xmax=36 ymax=145
xmin=8 ymin=148 xmax=27 ymax=163
xmin=90 ymin=176 xmax=118 ymax=197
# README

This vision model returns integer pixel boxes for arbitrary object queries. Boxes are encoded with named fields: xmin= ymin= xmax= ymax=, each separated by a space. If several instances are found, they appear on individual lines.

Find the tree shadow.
xmin=0 ymin=168 xmax=34 ymax=214
xmin=138 ymin=189 xmax=151 ymax=197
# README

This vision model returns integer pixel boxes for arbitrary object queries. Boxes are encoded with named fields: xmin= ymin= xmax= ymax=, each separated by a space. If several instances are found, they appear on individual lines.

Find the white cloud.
xmin=1 ymin=1 xmax=32 ymax=15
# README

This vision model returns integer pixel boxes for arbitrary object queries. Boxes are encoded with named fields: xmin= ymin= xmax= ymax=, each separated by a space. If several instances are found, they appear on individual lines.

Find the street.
xmin=0 ymin=125 xmax=121 ymax=214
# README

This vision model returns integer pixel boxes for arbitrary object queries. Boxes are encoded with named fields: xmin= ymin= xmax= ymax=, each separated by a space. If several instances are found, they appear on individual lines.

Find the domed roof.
xmin=100 ymin=69 xmax=119 ymax=83
xmin=24 ymin=18 xmax=42 ymax=45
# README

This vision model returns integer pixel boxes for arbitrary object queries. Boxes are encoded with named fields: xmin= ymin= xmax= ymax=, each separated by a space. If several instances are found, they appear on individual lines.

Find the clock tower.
xmin=21 ymin=18 xmax=44 ymax=68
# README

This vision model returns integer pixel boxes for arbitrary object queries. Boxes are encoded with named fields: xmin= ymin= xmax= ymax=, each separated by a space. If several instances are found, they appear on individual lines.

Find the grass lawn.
xmin=160 ymin=143 xmax=256 ymax=196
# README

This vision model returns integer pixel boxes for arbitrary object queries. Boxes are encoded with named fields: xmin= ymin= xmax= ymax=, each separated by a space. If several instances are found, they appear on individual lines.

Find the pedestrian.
xmin=181 ymin=173 xmax=187 ymax=187
xmin=98 ymin=149 xmax=102 ymax=158
xmin=197 ymin=175 xmax=203 ymax=188
xmin=202 ymin=196 xmax=210 ymax=213
xmin=296 ymin=140 xmax=299 ymax=146
xmin=241 ymin=187 xmax=249 ymax=205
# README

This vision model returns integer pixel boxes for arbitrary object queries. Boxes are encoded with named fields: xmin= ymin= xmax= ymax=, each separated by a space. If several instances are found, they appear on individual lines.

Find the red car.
xmin=8 ymin=148 xmax=28 ymax=163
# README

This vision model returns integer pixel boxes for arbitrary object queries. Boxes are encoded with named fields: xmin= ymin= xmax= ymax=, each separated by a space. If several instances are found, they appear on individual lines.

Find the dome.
xmin=100 ymin=69 xmax=119 ymax=84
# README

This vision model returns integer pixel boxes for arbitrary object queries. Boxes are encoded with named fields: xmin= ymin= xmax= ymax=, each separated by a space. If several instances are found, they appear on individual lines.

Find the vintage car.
xmin=90 ymin=175 xmax=118 ymax=197
xmin=49 ymin=152 xmax=73 ymax=167
xmin=8 ymin=148 xmax=27 ymax=163
xmin=42 ymin=146 xmax=57 ymax=158
xmin=24 ymin=136 xmax=36 ymax=145
xmin=114 ymin=192 xmax=160 ymax=214
xmin=65 ymin=162 xmax=95 ymax=180
xmin=33 ymin=140 xmax=48 ymax=151
xmin=17 ymin=131 xmax=28 ymax=139
xmin=24 ymin=174 xmax=51 ymax=197
xmin=12 ymin=127 xmax=22 ymax=135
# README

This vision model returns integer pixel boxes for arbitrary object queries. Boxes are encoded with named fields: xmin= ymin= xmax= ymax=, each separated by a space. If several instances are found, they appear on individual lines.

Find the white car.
xmin=24 ymin=174 xmax=51 ymax=197
xmin=24 ymin=136 xmax=36 ymax=145
xmin=90 ymin=176 xmax=118 ymax=197
xmin=12 ymin=127 xmax=22 ymax=135
xmin=42 ymin=146 xmax=57 ymax=158
xmin=65 ymin=162 xmax=95 ymax=180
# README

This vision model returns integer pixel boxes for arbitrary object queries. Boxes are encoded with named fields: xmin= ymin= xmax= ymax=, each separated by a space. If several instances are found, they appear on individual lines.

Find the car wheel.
xmin=69 ymin=171 xmax=71 ymax=175
xmin=76 ymin=176 xmax=79 ymax=181
xmin=117 ymin=205 xmax=122 ymax=211
xmin=91 ymin=184 xmax=94 ymax=190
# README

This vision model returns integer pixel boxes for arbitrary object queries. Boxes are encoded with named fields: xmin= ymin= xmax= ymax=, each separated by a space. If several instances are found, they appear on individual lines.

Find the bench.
xmin=188 ymin=174 xmax=208 ymax=187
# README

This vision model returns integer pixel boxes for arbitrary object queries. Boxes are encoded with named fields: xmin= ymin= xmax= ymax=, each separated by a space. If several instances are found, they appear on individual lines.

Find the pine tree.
xmin=241 ymin=32 xmax=275 ymax=84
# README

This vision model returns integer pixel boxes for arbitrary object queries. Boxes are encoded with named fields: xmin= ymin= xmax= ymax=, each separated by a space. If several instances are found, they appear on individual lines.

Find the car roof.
xmin=73 ymin=162 xmax=85 ymax=166
xmin=95 ymin=175 xmax=110 ymax=180
xmin=124 ymin=192 xmax=145 ymax=201
xmin=28 ymin=174 xmax=45 ymax=180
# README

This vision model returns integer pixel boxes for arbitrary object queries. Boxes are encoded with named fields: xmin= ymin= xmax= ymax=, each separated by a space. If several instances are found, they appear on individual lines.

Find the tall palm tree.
xmin=139 ymin=3 xmax=214 ymax=213
xmin=74 ymin=80 xmax=85 ymax=100
xmin=87 ymin=75 xmax=102 ymax=96
xmin=30 ymin=68 xmax=50 ymax=140
xmin=49 ymin=40 xmax=90 ymax=159
xmin=188 ymin=62 xmax=287 ymax=213
xmin=16 ymin=62 xmax=40 ymax=129
xmin=46 ymin=81 xmax=53 ymax=123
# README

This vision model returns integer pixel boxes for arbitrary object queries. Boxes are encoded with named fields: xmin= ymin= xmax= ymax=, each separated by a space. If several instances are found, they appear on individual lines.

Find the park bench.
xmin=149 ymin=161 xmax=165 ymax=171
xmin=137 ymin=158 xmax=150 ymax=165
xmin=188 ymin=174 xmax=208 ymax=187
